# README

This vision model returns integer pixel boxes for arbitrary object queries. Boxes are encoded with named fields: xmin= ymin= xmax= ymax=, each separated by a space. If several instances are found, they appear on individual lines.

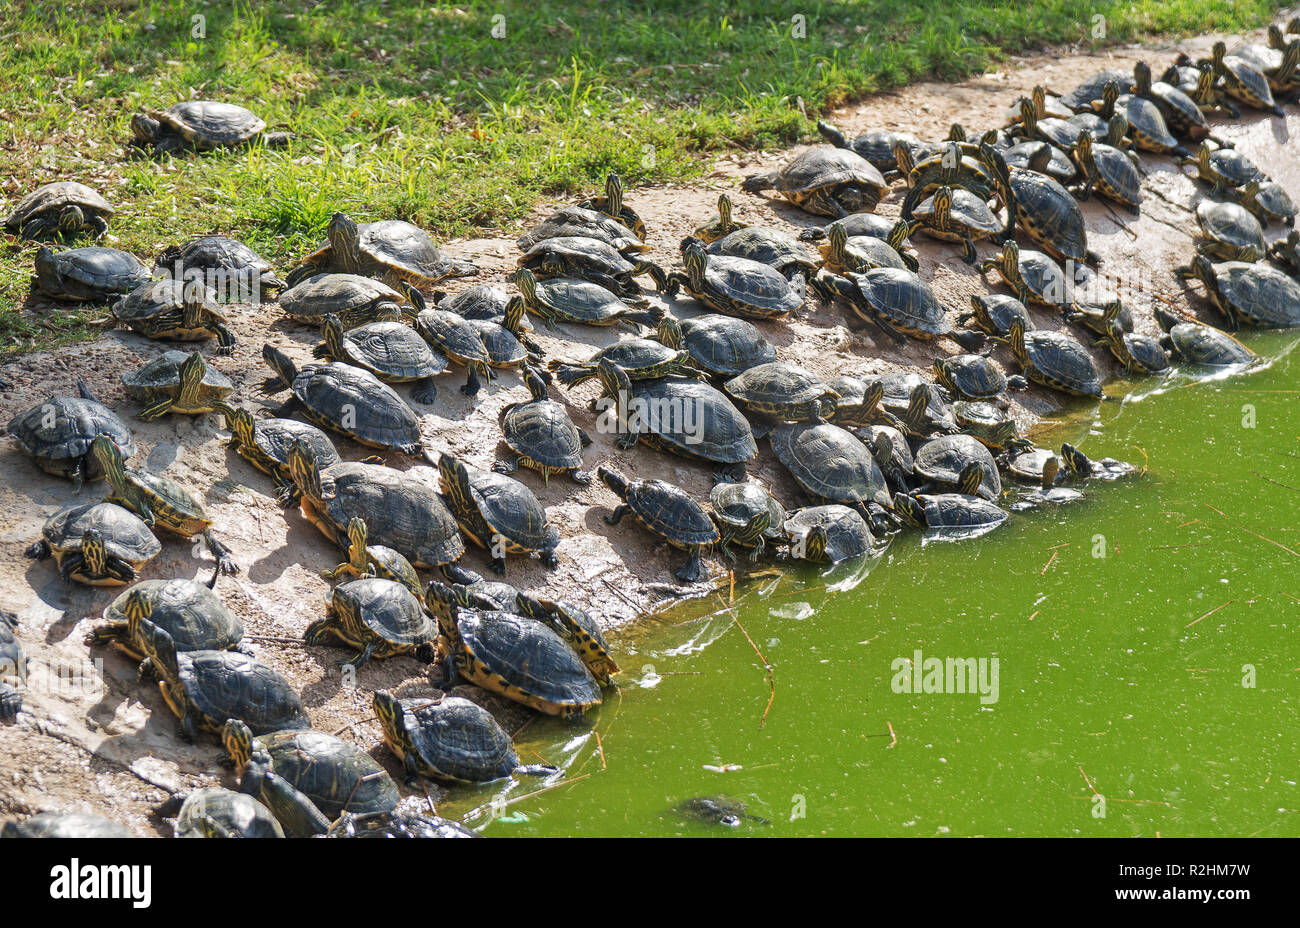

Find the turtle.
xmin=518 ymin=236 xmax=664 ymax=298
xmin=549 ymin=326 xmax=697 ymax=387
xmin=515 ymin=266 xmax=654 ymax=328
xmin=798 ymin=210 xmax=918 ymax=252
xmin=276 ymin=273 xmax=415 ymax=329
xmin=1131 ymin=61 xmax=1221 ymax=145
xmin=435 ymin=564 xmax=524 ymax=615
xmin=1005 ymin=446 xmax=1070 ymax=483
xmin=427 ymin=582 xmax=602 ymax=716
xmin=981 ymin=240 xmax=1074 ymax=311
xmin=436 ymin=284 xmax=526 ymax=327
xmin=708 ymin=481 xmax=787 ymax=559
xmin=1012 ymin=455 xmax=1085 ymax=509
xmin=1098 ymin=307 xmax=1170 ymax=375
xmin=1004 ymin=317 xmax=1105 ymax=398
xmin=1014 ymin=97 xmax=1088 ymax=150
xmin=594 ymin=360 xmax=758 ymax=481
xmin=693 ymin=193 xmax=748 ymax=243
xmin=32 ymin=246 xmax=153 ymax=303
xmin=107 ymin=277 xmax=236 ymax=354
xmin=223 ymin=719 xmax=400 ymax=837
xmin=92 ymin=434 xmax=239 ymax=576
xmin=519 ymin=205 xmax=649 ymax=254
xmin=1230 ymin=178 xmax=1298 ymax=228
xmin=951 ymin=401 xmax=1032 ymax=452
xmin=675 ymin=796 xmax=771 ymax=828
xmin=907 ymin=185 xmax=1004 ymax=264
xmin=1089 ymin=82 xmax=1186 ymax=156
xmin=514 ymin=593 xmax=620 ymax=685
xmin=1058 ymin=68 xmax=1135 ymax=111
xmin=958 ymin=292 xmax=1033 ymax=338
xmin=1 ymin=812 xmax=135 ymax=838
xmin=816 ymin=268 xmax=986 ymax=349
xmin=769 ymin=422 xmax=893 ymax=530
xmin=130 ymin=101 xmax=291 ymax=153
xmin=913 ymin=434 xmax=1001 ymax=501
xmin=878 ymin=375 xmax=957 ymax=436
xmin=1180 ymin=143 xmax=1263 ymax=196
xmin=221 ymin=405 xmax=342 ymax=505
xmin=894 ymin=140 xmax=997 ymax=218
xmin=6 ymin=181 xmax=113 ymax=240
xmin=741 ymin=146 xmax=889 ymax=216
xmin=260 ymin=344 xmax=424 ymax=453
xmin=314 ymin=314 xmax=445 ymax=404
xmin=1004 ymin=85 xmax=1076 ymax=124
xmin=285 ymin=212 xmax=477 ymax=289
xmin=285 ymin=441 xmax=465 ymax=569
xmin=0 ymin=613 xmax=22 ymax=719
xmin=725 ymin=362 xmax=839 ymax=423
xmin=90 ymin=580 xmax=244 ymax=660
xmin=1181 ymin=256 xmax=1300 ymax=330
xmin=781 ymin=504 xmax=874 ymax=564
xmin=1070 ymin=131 xmax=1141 ymax=211
xmin=495 ymin=366 xmax=592 ymax=484
xmin=7 ymin=381 xmax=135 ymax=488
xmin=438 ymin=453 xmax=559 ymax=573
xmin=669 ymin=313 xmax=776 ymax=378
xmin=597 ymin=465 xmax=720 ymax=583
xmin=320 ymin=517 xmax=423 ymax=601
xmin=1270 ymin=230 xmax=1300 ymax=276
xmin=1058 ymin=441 xmax=1136 ymax=481
xmin=664 ymin=241 xmax=806 ymax=320
xmin=816 ymin=120 xmax=930 ymax=178
xmin=132 ymin=605 xmax=308 ymax=742
xmin=933 ymin=354 xmax=1021 ymax=401
xmin=817 ymin=219 xmax=912 ymax=273
xmin=1208 ymin=40 xmax=1284 ymax=116
xmin=154 ymin=235 xmax=284 ymax=301
xmin=1154 ymin=308 xmax=1256 ymax=366
xmin=702 ymin=227 xmax=820 ymax=280
xmin=577 ymin=173 xmax=647 ymax=241
xmin=1187 ymin=199 xmax=1266 ymax=262
xmin=895 ymin=491 xmax=1009 ymax=532
xmin=168 ymin=787 xmax=285 ymax=839
xmin=1238 ymin=26 xmax=1300 ymax=95
xmin=824 ymin=376 xmax=885 ymax=427
xmin=412 ymin=307 xmax=495 ymax=395
xmin=1064 ymin=295 xmax=1135 ymax=337
xmin=25 ymin=502 xmax=160 ymax=586
xmin=978 ymin=144 xmax=1096 ymax=267
xmin=1002 ymin=139 xmax=1079 ymax=184
xmin=465 ymin=297 xmax=540 ymax=371
xmin=306 ymin=577 xmax=437 ymax=672
xmin=122 ymin=350 xmax=234 ymax=420
xmin=373 ymin=690 xmax=556 ymax=784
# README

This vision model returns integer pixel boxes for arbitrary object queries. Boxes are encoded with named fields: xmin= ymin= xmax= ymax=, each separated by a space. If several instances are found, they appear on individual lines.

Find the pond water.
xmin=442 ymin=330 xmax=1299 ymax=836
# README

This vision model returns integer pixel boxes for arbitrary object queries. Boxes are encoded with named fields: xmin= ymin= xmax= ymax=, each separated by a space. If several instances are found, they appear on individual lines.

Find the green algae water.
xmin=448 ymin=332 xmax=1300 ymax=837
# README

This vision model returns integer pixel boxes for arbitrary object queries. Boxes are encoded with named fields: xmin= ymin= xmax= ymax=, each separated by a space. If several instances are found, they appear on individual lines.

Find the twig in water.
xmin=887 ymin=720 xmax=898 ymax=748
xmin=1040 ymin=550 xmax=1058 ymax=575
xmin=1186 ymin=599 xmax=1234 ymax=629
xmin=1078 ymin=765 xmax=1100 ymax=796
xmin=732 ymin=615 xmax=776 ymax=729
xmin=594 ymin=730 xmax=607 ymax=770
xmin=503 ymin=773 xmax=591 ymax=807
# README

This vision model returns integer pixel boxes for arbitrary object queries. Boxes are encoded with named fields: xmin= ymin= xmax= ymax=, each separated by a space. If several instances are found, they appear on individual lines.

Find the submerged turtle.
xmin=781 ymin=504 xmax=874 ymax=564
xmin=261 ymin=344 xmax=424 ymax=454
xmin=676 ymin=796 xmax=770 ymax=828
xmin=223 ymin=719 xmax=399 ymax=837
xmin=817 ymin=268 xmax=985 ymax=349
xmin=496 ymin=367 xmax=592 ymax=484
xmin=277 ymin=273 xmax=414 ymax=329
xmin=286 ymin=212 xmax=477 ymax=289
xmin=122 ymin=350 xmax=234 ymax=420
xmin=92 ymin=435 xmax=239 ymax=576
xmin=665 ymin=241 xmax=806 ymax=320
xmin=130 ymin=101 xmax=291 ymax=153
xmin=33 ymin=246 xmax=152 ymax=303
xmin=1154 ymin=308 xmax=1256 ymax=366
xmin=6 ymin=181 xmax=113 ymax=240
xmin=154 ymin=235 xmax=284 ymax=300
xmin=8 ymin=381 xmax=135 ymax=488
xmin=109 ymin=278 xmax=236 ymax=354
xmin=725 ymin=362 xmax=839 ymax=423
xmin=91 ymin=580 xmax=244 ymax=660
xmin=1182 ymin=256 xmax=1300 ymax=330
xmin=709 ymin=481 xmax=787 ymax=559
xmin=670 ymin=313 xmax=776 ymax=378
xmin=168 ymin=787 xmax=284 ymax=839
xmin=222 ymin=405 xmax=342 ymax=505
xmin=314 ymin=314 xmax=445 ymax=405
xmin=306 ymin=577 xmax=436 ymax=672
xmin=427 ymin=582 xmax=602 ymax=717
xmin=438 ymin=454 xmax=559 ymax=573
xmin=26 ymin=502 xmax=160 ymax=586
xmin=741 ymin=146 xmax=889 ymax=216
xmin=1005 ymin=318 xmax=1104 ymax=398
xmin=598 ymin=466 xmax=721 ymax=583
xmin=286 ymin=441 xmax=465 ymax=570
xmin=373 ymin=690 xmax=556 ymax=784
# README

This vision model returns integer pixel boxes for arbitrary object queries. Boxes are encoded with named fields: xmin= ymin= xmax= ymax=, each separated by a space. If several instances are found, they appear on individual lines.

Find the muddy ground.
xmin=0 ymin=28 xmax=1297 ymax=835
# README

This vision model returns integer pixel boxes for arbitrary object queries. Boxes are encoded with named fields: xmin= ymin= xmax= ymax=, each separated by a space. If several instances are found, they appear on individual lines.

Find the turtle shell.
xmin=254 ymin=729 xmax=399 ymax=820
xmin=711 ymin=481 xmax=787 ymax=542
xmin=621 ymin=478 xmax=719 ymax=547
xmin=122 ymin=350 xmax=235 ymax=404
xmin=782 ymin=504 xmax=873 ymax=563
xmin=1079 ymin=140 xmax=1141 ymax=207
xmin=1008 ymin=170 xmax=1090 ymax=264
xmin=241 ymin=417 xmax=341 ymax=475
xmin=311 ymin=462 xmax=465 ymax=567
xmin=466 ymin=319 xmax=528 ymax=367
xmin=877 ymin=372 xmax=956 ymax=429
xmin=772 ymin=147 xmax=887 ymax=197
xmin=1004 ymin=247 xmax=1072 ymax=308
xmin=353 ymin=220 xmax=476 ymax=283
xmin=174 ymin=788 xmax=284 ymax=839
xmin=35 ymin=247 xmax=152 ymax=301
xmin=695 ymin=254 xmax=803 ymax=318
xmin=103 ymin=578 xmax=243 ymax=654
xmin=1121 ymin=94 xmax=1179 ymax=149
xmin=155 ymin=236 xmax=282 ymax=297
xmin=801 ymin=212 xmax=899 ymax=242
xmin=856 ymin=424 xmax=915 ymax=478
xmin=6 ymin=182 xmax=113 ymax=228
xmin=501 ymin=398 xmax=585 ymax=472
xmin=8 ymin=394 xmax=135 ymax=481
xmin=290 ymin=360 xmax=423 ymax=452
xmin=278 ymin=273 xmax=409 ymax=323
xmin=706 ymin=227 xmax=817 ymax=274
xmin=913 ymin=434 xmax=1002 ymax=501
xmin=413 ymin=309 xmax=492 ymax=365
xmin=1246 ymin=180 xmax=1297 ymax=222
xmin=849 ymin=267 xmax=950 ymax=337
xmin=582 ymin=338 xmax=685 ymax=377
xmin=1200 ymin=148 xmax=1261 ymax=188
xmin=1196 ymin=200 xmax=1265 ymax=252
xmin=934 ymin=354 xmax=1006 ymax=399
xmin=112 ymin=277 xmax=226 ymax=324
xmin=333 ymin=320 xmax=446 ymax=380
xmin=394 ymin=695 xmax=520 ymax=782
xmin=462 ymin=468 xmax=558 ymax=553
xmin=1210 ymin=261 xmax=1300 ymax=328
xmin=1003 ymin=141 xmax=1077 ymax=182
xmin=453 ymin=609 xmax=602 ymax=711
xmin=965 ymin=293 xmax=1032 ymax=336
xmin=623 ymin=377 xmax=758 ymax=465
xmin=154 ymin=101 xmax=265 ymax=146
xmin=438 ymin=284 xmax=526 ymax=327
xmin=914 ymin=189 xmax=1003 ymax=237
xmin=1021 ymin=329 xmax=1104 ymax=395
xmin=531 ymin=277 xmax=634 ymax=324
xmin=770 ymin=422 xmax=890 ymax=508
xmin=176 ymin=649 xmax=309 ymax=734
xmin=332 ymin=578 xmax=435 ymax=649
xmin=1006 ymin=447 xmax=1059 ymax=482
xmin=913 ymin=493 xmax=1009 ymax=528
xmin=1059 ymin=69 xmax=1134 ymax=110
xmin=1157 ymin=314 xmax=1255 ymax=366
xmin=521 ymin=236 xmax=636 ymax=276
xmin=725 ymin=362 xmax=832 ymax=418
xmin=1 ymin=812 xmax=135 ymax=838
xmin=677 ymin=315 xmax=776 ymax=377
xmin=38 ymin=501 xmax=160 ymax=564
xmin=518 ymin=206 xmax=645 ymax=253
xmin=1221 ymin=53 xmax=1276 ymax=107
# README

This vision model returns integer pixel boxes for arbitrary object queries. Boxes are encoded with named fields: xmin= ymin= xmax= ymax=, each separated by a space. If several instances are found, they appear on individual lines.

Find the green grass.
xmin=0 ymin=0 xmax=1286 ymax=354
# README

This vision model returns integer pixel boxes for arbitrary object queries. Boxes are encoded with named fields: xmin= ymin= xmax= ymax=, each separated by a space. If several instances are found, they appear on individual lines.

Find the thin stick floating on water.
xmin=732 ymin=615 xmax=775 ymax=729
xmin=887 ymin=720 xmax=897 ymax=748
xmin=1186 ymin=600 xmax=1234 ymax=629
xmin=1250 ymin=470 xmax=1300 ymax=493
xmin=594 ymin=730 xmax=607 ymax=770
xmin=1147 ymin=542 xmax=1206 ymax=551
xmin=1040 ymin=551 xmax=1058 ymax=575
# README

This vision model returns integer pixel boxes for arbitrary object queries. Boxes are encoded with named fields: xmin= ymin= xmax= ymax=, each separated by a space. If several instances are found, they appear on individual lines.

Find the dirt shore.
xmin=1 ymin=28 xmax=1296 ymax=834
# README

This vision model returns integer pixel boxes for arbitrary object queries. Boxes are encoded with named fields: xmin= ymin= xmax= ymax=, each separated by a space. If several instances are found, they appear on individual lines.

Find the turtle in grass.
xmin=286 ymin=212 xmax=478 ymax=290
xmin=130 ymin=101 xmax=292 ymax=153
xmin=33 ymin=246 xmax=152 ymax=303
xmin=6 ymin=182 xmax=113 ymax=241
xmin=154 ymin=235 xmax=285 ymax=301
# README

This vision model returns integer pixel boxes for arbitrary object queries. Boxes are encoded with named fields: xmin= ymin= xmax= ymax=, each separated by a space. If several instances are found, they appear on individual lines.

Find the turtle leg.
xmin=460 ymin=365 xmax=482 ymax=397
xmin=604 ymin=504 xmax=630 ymax=526
xmin=488 ymin=554 xmax=507 ymax=575
xmin=961 ymin=239 xmax=979 ymax=265
xmin=261 ymin=770 xmax=334 ymax=837
xmin=401 ymin=752 xmax=426 ymax=788
xmin=674 ymin=552 xmax=706 ymax=584
xmin=136 ymin=397 xmax=176 ymax=421
xmin=411 ymin=378 xmax=438 ymax=405
xmin=58 ymin=552 xmax=86 ymax=583
xmin=103 ymin=557 xmax=136 ymax=585
xmin=491 ymin=454 xmax=520 ymax=476
xmin=338 ymin=641 xmax=374 ymax=673
xmin=540 ymin=547 xmax=558 ymax=569
xmin=571 ymin=468 xmax=593 ymax=485
xmin=513 ymin=762 xmax=560 ymax=778
xmin=212 ymin=324 xmax=236 ymax=356
xmin=89 ymin=215 xmax=110 ymax=239
xmin=272 ymin=475 xmax=300 ymax=507
xmin=200 ymin=531 xmax=239 ymax=575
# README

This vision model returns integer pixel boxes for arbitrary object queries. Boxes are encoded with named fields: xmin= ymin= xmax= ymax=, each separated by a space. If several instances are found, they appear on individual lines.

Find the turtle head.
xmin=1104 ymin=115 xmax=1128 ymax=147
xmin=1018 ymin=98 xmax=1037 ymax=128
xmin=133 ymin=607 xmax=178 ymax=679
xmin=261 ymin=343 xmax=298 ymax=386
xmin=123 ymin=586 xmax=154 ymax=628
xmin=1101 ymin=300 xmax=1125 ymax=325
xmin=1133 ymin=61 xmax=1152 ymax=93
xmin=81 ymin=529 xmax=108 ymax=579
xmin=871 ymin=430 xmax=896 ymax=467
xmin=502 ymin=294 xmax=526 ymax=335
xmin=437 ymin=453 xmax=472 ymax=500
xmin=932 ymin=186 xmax=954 ymax=225
xmin=999 ymin=238 xmax=1020 ymax=271
xmin=802 ymin=525 xmax=827 ymax=562
xmin=1041 ymin=455 xmax=1062 ymax=489
xmin=1075 ymin=130 xmax=1093 ymax=161
xmin=424 ymin=580 xmax=465 ymax=636
xmin=90 ymin=435 xmax=127 ymax=489
xmin=1006 ymin=315 xmax=1028 ymax=360
xmin=523 ymin=364 xmax=549 ymax=402
xmin=1031 ymin=85 xmax=1047 ymax=116
xmin=862 ymin=380 xmax=885 ymax=415
xmin=1153 ymin=306 xmax=1182 ymax=333
xmin=327 ymin=212 xmax=362 ymax=272
xmin=905 ymin=382 xmax=931 ymax=430
xmin=130 ymin=111 xmax=161 ymax=143
xmin=222 ymin=719 xmax=255 ymax=770
xmin=345 ymin=517 xmax=369 ymax=561
xmin=931 ymin=358 xmax=953 ymax=389
xmin=56 ymin=205 xmax=86 ymax=238
xmin=947 ymin=123 xmax=967 ymax=142
xmin=178 ymin=350 xmax=207 ymax=397
xmin=286 ymin=439 xmax=326 ymax=502
xmin=224 ymin=405 xmax=257 ymax=447
xmin=827 ymin=221 xmax=848 ymax=257
xmin=957 ymin=462 xmax=984 ymax=497
xmin=1189 ymin=253 xmax=1214 ymax=285
xmin=1268 ymin=23 xmax=1286 ymax=49
xmin=682 ymin=239 xmax=708 ymax=281
xmin=977 ymin=143 xmax=1011 ymax=191
xmin=1238 ymin=178 xmax=1261 ymax=205
xmin=886 ymin=219 xmax=911 ymax=253
xmin=894 ymin=493 xmax=926 ymax=527
xmin=716 ymin=193 xmax=733 ymax=227
xmin=1194 ymin=69 xmax=1216 ymax=105
xmin=1058 ymin=442 xmax=1093 ymax=478
xmin=514 ymin=267 xmax=539 ymax=305
xmin=892 ymin=140 xmax=916 ymax=177
xmin=1211 ymin=40 xmax=1227 ymax=67
xmin=656 ymin=313 xmax=684 ymax=350
xmin=596 ymin=464 xmax=630 ymax=500
xmin=320 ymin=314 xmax=346 ymax=359
xmin=371 ymin=690 xmax=404 ymax=737
xmin=1099 ymin=80 xmax=1119 ymax=116
xmin=595 ymin=357 xmax=633 ymax=400
xmin=604 ymin=173 xmax=624 ymax=214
